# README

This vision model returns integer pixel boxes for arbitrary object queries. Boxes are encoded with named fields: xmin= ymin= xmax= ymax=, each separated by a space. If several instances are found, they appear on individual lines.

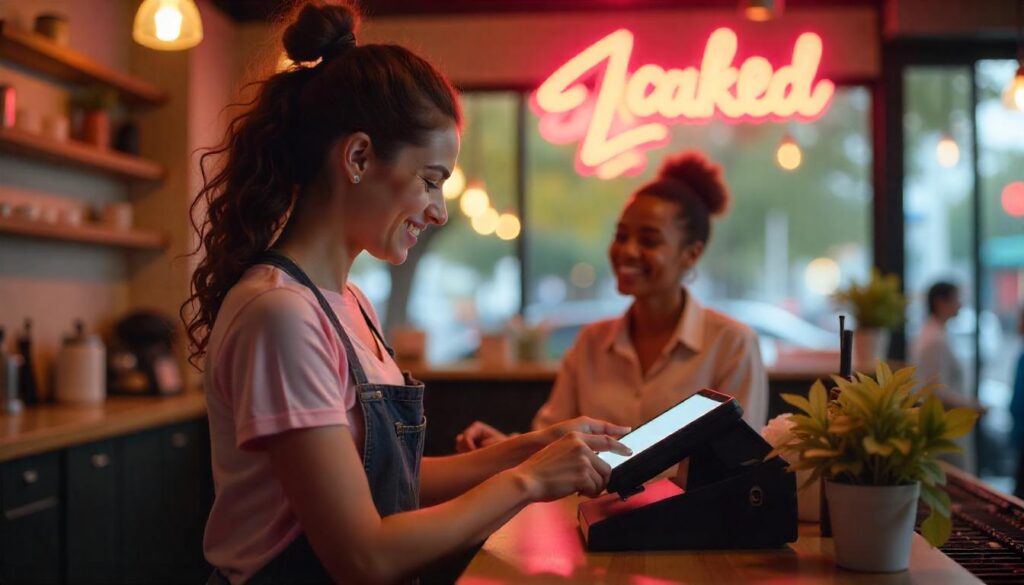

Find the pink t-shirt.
xmin=202 ymin=265 xmax=405 ymax=584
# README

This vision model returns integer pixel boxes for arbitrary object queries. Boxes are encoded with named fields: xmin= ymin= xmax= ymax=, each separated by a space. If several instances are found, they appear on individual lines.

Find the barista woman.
xmin=186 ymin=3 xmax=630 ymax=583
xmin=458 ymin=153 xmax=768 ymax=451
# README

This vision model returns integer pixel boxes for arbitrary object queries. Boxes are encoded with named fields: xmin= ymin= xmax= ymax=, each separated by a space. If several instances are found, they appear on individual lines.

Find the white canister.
xmin=55 ymin=326 xmax=106 ymax=405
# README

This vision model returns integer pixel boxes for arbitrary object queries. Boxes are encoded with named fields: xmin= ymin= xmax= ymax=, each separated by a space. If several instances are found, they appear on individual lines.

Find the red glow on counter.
xmin=532 ymin=28 xmax=835 ymax=179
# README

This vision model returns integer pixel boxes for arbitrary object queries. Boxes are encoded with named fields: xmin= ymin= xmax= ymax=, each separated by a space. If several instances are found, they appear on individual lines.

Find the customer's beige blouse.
xmin=533 ymin=292 xmax=769 ymax=432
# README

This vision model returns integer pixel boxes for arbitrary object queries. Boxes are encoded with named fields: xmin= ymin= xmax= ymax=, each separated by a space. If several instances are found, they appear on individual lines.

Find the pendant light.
xmin=776 ymin=132 xmax=802 ymax=171
xmin=1005 ymin=0 xmax=1024 ymax=111
xmin=443 ymin=166 xmax=466 ymax=200
xmin=460 ymin=184 xmax=490 ymax=219
xmin=741 ymin=0 xmax=784 ymax=22
xmin=471 ymin=207 xmax=500 ymax=235
xmin=133 ymin=0 xmax=204 ymax=51
xmin=495 ymin=212 xmax=521 ymax=241
xmin=936 ymin=77 xmax=960 ymax=167
xmin=936 ymin=132 xmax=960 ymax=167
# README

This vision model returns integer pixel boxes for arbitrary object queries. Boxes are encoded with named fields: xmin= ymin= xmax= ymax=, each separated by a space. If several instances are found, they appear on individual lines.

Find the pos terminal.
xmin=578 ymin=389 xmax=797 ymax=551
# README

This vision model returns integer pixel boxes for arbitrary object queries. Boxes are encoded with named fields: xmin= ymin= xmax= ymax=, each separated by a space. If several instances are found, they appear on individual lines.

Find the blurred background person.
xmin=912 ymin=281 xmax=986 ymax=473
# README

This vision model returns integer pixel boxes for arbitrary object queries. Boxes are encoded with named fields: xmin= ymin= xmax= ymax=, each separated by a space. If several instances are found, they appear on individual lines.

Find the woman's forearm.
xmin=419 ymin=432 xmax=544 ymax=505
xmin=364 ymin=469 xmax=534 ymax=583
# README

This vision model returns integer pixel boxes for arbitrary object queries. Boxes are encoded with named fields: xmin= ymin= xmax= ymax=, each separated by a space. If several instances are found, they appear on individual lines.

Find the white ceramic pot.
xmin=826 ymin=480 xmax=920 ymax=572
xmin=853 ymin=327 xmax=890 ymax=372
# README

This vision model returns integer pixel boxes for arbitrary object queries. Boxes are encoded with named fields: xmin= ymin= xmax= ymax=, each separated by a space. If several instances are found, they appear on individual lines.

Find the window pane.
xmin=525 ymin=88 xmax=872 ymax=362
xmin=976 ymin=60 xmax=1024 ymax=489
xmin=406 ymin=92 xmax=521 ymax=363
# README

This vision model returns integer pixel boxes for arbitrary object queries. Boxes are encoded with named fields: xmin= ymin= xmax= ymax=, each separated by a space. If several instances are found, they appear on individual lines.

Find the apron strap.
xmin=345 ymin=284 xmax=396 ymax=359
xmin=256 ymin=251 xmax=370 ymax=387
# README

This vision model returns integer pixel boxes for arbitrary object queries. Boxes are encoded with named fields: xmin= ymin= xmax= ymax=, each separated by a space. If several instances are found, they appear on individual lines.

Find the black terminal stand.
xmin=579 ymin=418 xmax=797 ymax=551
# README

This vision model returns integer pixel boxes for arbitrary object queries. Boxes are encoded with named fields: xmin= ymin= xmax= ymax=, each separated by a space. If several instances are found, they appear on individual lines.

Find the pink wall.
xmin=359 ymin=7 xmax=880 ymax=87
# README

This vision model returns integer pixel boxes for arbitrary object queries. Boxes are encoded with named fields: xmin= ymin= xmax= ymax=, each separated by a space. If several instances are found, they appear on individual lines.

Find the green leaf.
xmin=876 ymin=361 xmax=893 ymax=385
xmin=928 ymin=439 xmax=963 ymax=454
xmin=942 ymin=408 xmax=979 ymax=440
xmin=919 ymin=459 xmax=947 ymax=486
xmin=920 ymin=484 xmax=952 ymax=517
xmin=863 ymin=436 xmax=894 ymax=456
xmin=828 ymin=415 xmax=859 ymax=434
xmin=804 ymin=448 xmax=843 ymax=459
xmin=809 ymin=381 xmax=828 ymax=421
xmin=781 ymin=393 xmax=813 ymax=415
xmin=888 ymin=438 xmax=912 ymax=455
xmin=920 ymin=508 xmax=953 ymax=548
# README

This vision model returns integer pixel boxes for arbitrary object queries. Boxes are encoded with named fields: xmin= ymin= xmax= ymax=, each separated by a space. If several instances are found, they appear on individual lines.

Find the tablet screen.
xmin=598 ymin=392 xmax=725 ymax=469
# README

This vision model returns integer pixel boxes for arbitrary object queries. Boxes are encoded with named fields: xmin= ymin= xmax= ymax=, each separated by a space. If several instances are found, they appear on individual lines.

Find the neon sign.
xmin=531 ymin=28 xmax=836 ymax=179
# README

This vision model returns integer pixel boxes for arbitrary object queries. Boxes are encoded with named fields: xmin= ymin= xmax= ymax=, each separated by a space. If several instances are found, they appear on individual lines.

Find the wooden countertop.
xmin=0 ymin=392 xmax=207 ymax=462
xmin=459 ymin=496 xmax=979 ymax=584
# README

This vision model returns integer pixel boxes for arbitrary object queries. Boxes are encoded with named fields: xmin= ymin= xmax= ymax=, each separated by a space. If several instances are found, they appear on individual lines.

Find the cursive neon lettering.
xmin=532 ymin=28 xmax=836 ymax=178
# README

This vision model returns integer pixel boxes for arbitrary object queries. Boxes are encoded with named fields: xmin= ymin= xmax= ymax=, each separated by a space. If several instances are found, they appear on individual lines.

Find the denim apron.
xmin=215 ymin=251 xmax=428 ymax=585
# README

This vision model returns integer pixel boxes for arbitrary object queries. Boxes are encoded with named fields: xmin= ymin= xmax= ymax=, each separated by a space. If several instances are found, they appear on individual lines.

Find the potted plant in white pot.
xmin=833 ymin=270 xmax=907 ymax=371
xmin=768 ymin=362 xmax=978 ymax=572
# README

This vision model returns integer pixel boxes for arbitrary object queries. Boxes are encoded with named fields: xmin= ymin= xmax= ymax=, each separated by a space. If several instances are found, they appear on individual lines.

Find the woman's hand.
xmin=513 ymin=431 xmax=632 ymax=501
xmin=455 ymin=421 xmax=509 ymax=453
xmin=535 ymin=416 xmax=632 ymax=448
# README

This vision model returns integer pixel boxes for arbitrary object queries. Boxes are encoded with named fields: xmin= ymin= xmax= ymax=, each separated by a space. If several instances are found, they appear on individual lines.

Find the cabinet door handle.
xmin=171 ymin=432 xmax=189 ymax=448
xmin=91 ymin=453 xmax=111 ymax=469
xmin=21 ymin=469 xmax=39 ymax=485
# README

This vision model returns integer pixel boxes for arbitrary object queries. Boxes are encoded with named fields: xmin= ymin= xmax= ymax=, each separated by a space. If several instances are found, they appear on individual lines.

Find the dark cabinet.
xmin=0 ymin=452 xmax=62 ymax=585
xmin=120 ymin=420 xmax=212 ymax=584
xmin=66 ymin=440 xmax=119 ymax=585
xmin=2 ymin=416 xmax=212 ymax=585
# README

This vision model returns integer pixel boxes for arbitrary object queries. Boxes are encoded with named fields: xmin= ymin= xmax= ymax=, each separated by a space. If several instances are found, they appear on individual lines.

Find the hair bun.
xmin=657 ymin=151 xmax=731 ymax=216
xmin=283 ymin=3 xmax=359 ymax=64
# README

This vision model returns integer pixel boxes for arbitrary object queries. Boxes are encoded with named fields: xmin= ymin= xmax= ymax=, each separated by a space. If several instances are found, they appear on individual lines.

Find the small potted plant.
xmin=769 ymin=362 xmax=978 ymax=572
xmin=70 ymin=86 xmax=117 ymax=148
xmin=833 ymin=269 xmax=907 ymax=370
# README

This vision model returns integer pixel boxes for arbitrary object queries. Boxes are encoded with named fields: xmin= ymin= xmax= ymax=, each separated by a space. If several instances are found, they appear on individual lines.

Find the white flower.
xmin=761 ymin=413 xmax=797 ymax=463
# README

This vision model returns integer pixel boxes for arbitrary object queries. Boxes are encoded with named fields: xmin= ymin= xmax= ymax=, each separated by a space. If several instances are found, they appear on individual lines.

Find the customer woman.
xmin=184 ymin=3 xmax=630 ymax=584
xmin=458 ymin=152 xmax=768 ymax=451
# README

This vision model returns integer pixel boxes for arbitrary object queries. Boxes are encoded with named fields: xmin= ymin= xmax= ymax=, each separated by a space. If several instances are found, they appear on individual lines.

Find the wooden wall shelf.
xmin=0 ymin=21 xmax=167 ymax=106
xmin=0 ymin=216 xmax=167 ymax=250
xmin=0 ymin=127 xmax=165 ymax=182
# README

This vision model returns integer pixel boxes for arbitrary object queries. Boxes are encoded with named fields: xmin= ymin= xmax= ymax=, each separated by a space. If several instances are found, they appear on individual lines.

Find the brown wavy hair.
xmin=182 ymin=0 xmax=462 ymax=369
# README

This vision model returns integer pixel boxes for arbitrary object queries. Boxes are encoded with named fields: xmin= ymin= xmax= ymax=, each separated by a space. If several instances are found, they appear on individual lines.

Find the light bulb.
xmin=495 ymin=213 xmax=521 ymax=240
xmin=443 ymin=166 xmax=466 ymax=200
xmin=1003 ymin=65 xmax=1024 ymax=111
xmin=776 ymin=134 xmax=802 ymax=171
xmin=471 ymin=208 xmax=500 ymax=235
xmin=155 ymin=5 xmax=183 ymax=41
xmin=459 ymin=186 xmax=490 ymax=218
xmin=805 ymin=257 xmax=841 ymax=295
xmin=133 ymin=0 xmax=204 ymax=51
xmin=936 ymin=132 xmax=960 ymax=168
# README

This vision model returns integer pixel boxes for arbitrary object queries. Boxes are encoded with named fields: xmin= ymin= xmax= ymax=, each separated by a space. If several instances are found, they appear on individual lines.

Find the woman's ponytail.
xmin=182 ymin=1 xmax=460 ymax=369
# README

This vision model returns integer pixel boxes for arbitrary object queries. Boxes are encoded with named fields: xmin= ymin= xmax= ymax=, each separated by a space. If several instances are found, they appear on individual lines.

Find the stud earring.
xmin=352 ymin=175 xmax=361 ymax=184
